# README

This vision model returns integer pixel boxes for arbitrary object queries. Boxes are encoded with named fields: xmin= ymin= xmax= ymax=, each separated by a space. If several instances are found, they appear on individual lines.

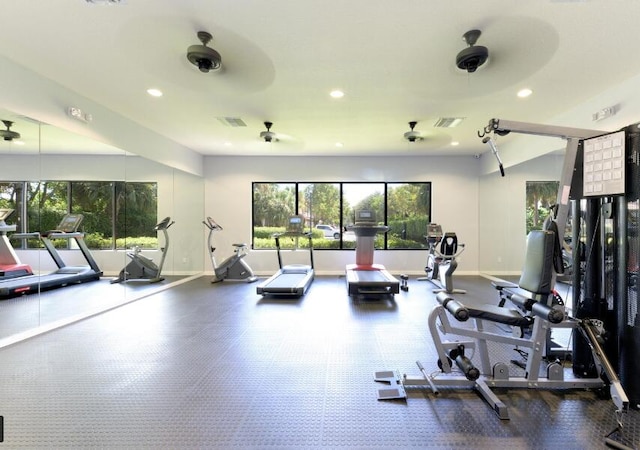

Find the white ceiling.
xmin=1 ymin=0 xmax=640 ymax=158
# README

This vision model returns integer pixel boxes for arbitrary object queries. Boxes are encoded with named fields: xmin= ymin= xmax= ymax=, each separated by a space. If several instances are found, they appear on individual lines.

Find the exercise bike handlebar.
xmin=155 ymin=216 xmax=174 ymax=230
xmin=433 ymin=242 xmax=466 ymax=259
xmin=203 ymin=217 xmax=223 ymax=231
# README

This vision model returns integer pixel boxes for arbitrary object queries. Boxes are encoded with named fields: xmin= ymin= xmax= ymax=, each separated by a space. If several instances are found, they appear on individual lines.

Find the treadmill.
xmin=256 ymin=215 xmax=314 ymax=297
xmin=345 ymin=209 xmax=399 ymax=297
xmin=0 ymin=213 xmax=102 ymax=298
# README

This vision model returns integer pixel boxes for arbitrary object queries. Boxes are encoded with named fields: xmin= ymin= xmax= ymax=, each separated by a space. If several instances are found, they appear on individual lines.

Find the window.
xmin=252 ymin=183 xmax=296 ymax=249
xmin=387 ymin=183 xmax=431 ymax=249
xmin=342 ymin=183 xmax=385 ymax=249
xmin=114 ymin=182 xmax=159 ymax=249
xmin=71 ymin=181 xmax=115 ymax=250
xmin=27 ymin=181 xmax=69 ymax=248
xmin=0 ymin=180 xmax=158 ymax=250
xmin=0 ymin=181 xmax=24 ymax=224
xmin=252 ymin=181 xmax=431 ymax=250
xmin=526 ymin=181 xmax=559 ymax=234
xmin=299 ymin=183 xmax=341 ymax=248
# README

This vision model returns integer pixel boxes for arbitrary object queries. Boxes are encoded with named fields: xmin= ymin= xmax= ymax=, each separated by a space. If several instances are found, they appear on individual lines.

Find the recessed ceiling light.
xmin=517 ymin=88 xmax=532 ymax=98
xmin=451 ymin=141 xmax=459 ymax=146
xmin=147 ymin=88 xmax=163 ymax=97
xmin=224 ymin=142 xmax=232 ymax=147
xmin=335 ymin=142 xmax=344 ymax=147
xmin=330 ymin=90 xmax=344 ymax=99
xmin=13 ymin=140 xmax=25 ymax=146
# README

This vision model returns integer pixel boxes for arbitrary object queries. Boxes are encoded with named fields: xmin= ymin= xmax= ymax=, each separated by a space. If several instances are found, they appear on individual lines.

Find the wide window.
xmin=0 ymin=180 xmax=158 ymax=250
xmin=252 ymin=182 xmax=431 ymax=250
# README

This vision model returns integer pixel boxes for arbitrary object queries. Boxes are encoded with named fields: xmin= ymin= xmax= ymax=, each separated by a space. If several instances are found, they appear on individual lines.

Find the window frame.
xmin=252 ymin=181 xmax=432 ymax=250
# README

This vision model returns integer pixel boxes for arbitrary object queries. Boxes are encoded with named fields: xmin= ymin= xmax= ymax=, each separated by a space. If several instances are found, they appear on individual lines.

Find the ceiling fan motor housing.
xmin=456 ymin=45 xmax=489 ymax=73
xmin=187 ymin=31 xmax=222 ymax=73
xmin=404 ymin=131 xmax=422 ymax=142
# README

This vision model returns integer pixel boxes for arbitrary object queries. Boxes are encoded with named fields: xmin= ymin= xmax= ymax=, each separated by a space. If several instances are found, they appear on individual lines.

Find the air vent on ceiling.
xmin=433 ymin=117 xmax=465 ymax=128
xmin=216 ymin=117 xmax=247 ymax=127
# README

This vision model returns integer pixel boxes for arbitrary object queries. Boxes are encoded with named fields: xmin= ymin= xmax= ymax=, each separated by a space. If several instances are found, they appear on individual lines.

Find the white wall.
xmin=204 ymin=155 xmax=480 ymax=276
xmin=478 ymin=153 xmax=565 ymax=275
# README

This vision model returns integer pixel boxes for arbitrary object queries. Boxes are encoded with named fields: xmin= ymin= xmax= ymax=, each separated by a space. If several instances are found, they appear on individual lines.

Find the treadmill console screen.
xmin=355 ymin=210 xmax=375 ymax=223
xmin=287 ymin=215 xmax=305 ymax=233
xmin=56 ymin=214 xmax=84 ymax=233
xmin=426 ymin=223 xmax=443 ymax=239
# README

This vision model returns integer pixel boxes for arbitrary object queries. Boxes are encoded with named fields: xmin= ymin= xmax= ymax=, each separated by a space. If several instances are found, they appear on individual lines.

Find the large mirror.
xmin=0 ymin=110 xmax=204 ymax=343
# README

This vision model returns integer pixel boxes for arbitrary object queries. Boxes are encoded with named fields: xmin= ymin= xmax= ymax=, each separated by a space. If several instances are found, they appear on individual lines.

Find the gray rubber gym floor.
xmin=0 ymin=275 xmax=638 ymax=449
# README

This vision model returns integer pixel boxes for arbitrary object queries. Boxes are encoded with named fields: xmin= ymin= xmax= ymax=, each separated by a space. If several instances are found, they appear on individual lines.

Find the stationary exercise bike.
xmin=111 ymin=216 xmax=174 ymax=284
xmin=418 ymin=223 xmax=466 ymax=294
xmin=203 ymin=217 xmax=257 ymax=283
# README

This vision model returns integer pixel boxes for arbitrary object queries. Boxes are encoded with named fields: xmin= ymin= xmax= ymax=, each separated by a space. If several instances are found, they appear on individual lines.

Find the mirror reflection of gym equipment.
xmin=417 ymin=223 xmax=466 ymax=294
xmin=111 ymin=216 xmax=174 ymax=284
xmin=203 ymin=217 xmax=257 ymax=283
xmin=0 ymin=212 xmax=102 ymax=298
xmin=0 ymin=208 xmax=33 ymax=280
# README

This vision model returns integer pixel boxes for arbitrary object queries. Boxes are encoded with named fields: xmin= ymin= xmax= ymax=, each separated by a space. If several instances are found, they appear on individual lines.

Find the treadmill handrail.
xmin=274 ymin=232 xmax=314 ymax=270
xmin=42 ymin=231 xmax=84 ymax=239
xmin=10 ymin=232 xmax=41 ymax=240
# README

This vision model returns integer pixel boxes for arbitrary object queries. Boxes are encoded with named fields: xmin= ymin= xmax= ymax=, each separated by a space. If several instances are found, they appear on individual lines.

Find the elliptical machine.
xmin=418 ymin=223 xmax=466 ymax=294
xmin=203 ymin=217 xmax=257 ymax=283
xmin=111 ymin=216 xmax=174 ymax=284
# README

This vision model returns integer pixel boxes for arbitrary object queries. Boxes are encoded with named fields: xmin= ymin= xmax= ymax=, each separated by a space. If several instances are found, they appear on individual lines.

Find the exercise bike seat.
xmin=232 ymin=243 xmax=248 ymax=248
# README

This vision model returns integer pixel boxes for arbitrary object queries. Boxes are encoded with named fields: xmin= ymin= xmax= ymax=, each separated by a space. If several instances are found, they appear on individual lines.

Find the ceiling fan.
xmin=260 ymin=121 xmax=278 ymax=142
xmin=403 ymin=121 xmax=423 ymax=143
xmin=0 ymin=120 xmax=20 ymax=141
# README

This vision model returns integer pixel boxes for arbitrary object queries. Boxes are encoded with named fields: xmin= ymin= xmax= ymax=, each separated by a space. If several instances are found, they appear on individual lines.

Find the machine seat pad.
xmin=436 ymin=291 xmax=532 ymax=327
xmin=232 ymin=243 xmax=247 ymax=248
xmin=466 ymin=303 xmax=533 ymax=327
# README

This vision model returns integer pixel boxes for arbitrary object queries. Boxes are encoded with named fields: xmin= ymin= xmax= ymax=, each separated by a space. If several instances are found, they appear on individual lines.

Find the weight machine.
xmin=375 ymin=119 xmax=634 ymax=449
